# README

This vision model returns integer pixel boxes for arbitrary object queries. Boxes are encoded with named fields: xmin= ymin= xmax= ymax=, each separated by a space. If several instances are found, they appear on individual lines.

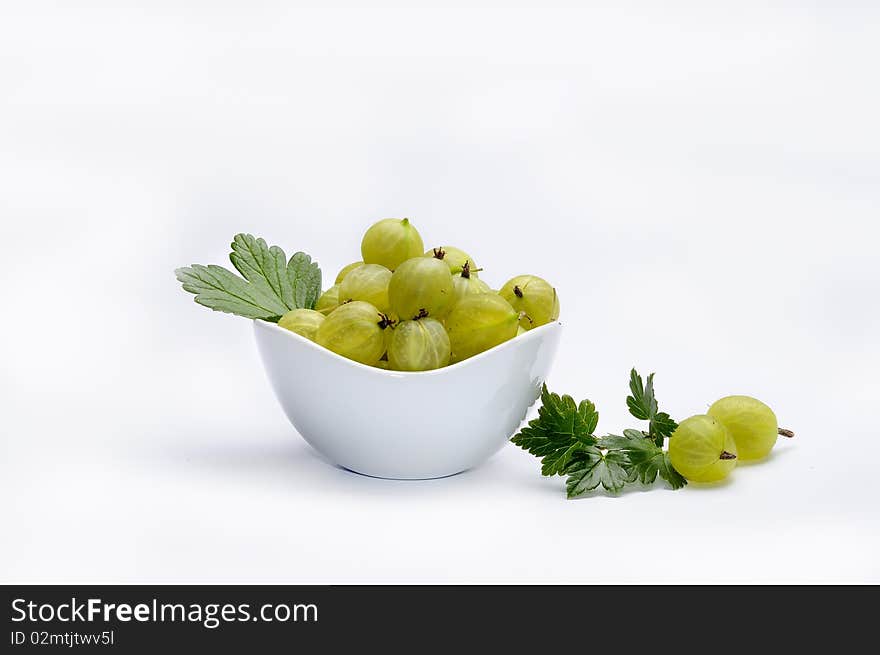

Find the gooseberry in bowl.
xmin=277 ymin=308 xmax=325 ymax=341
xmin=450 ymin=261 xmax=491 ymax=305
xmin=387 ymin=317 xmax=450 ymax=371
xmin=338 ymin=263 xmax=392 ymax=314
xmin=388 ymin=256 xmax=455 ymax=320
xmin=361 ymin=218 xmax=424 ymax=271
xmin=314 ymin=284 xmax=340 ymax=314
xmin=500 ymin=275 xmax=560 ymax=330
xmin=315 ymin=300 xmax=392 ymax=366
xmin=445 ymin=293 xmax=520 ymax=363
xmin=425 ymin=246 xmax=479 ymax=276
xmin=334 ymin=261 xmax=364 ymax=284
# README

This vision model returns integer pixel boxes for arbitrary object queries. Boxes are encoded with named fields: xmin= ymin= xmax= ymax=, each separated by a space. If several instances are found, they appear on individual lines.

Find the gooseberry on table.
xmin=668 ymin=414 xmax=738 ymax=483
xmin=708 ymin=395 xmax=793 ymax=461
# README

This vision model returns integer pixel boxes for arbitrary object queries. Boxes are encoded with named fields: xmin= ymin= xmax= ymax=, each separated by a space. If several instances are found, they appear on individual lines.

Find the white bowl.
xmin=253 ymin=319 xmax=562 ymax=479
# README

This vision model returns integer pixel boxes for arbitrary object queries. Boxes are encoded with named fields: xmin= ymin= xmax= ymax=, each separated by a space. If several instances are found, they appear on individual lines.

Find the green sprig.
xmin=511 ymin=386 xmax=599 ymax=476
xmin=512 ymin=370 xmax=686 ymax=499
xmin=626 ymin=369 xmax=678 ymax=446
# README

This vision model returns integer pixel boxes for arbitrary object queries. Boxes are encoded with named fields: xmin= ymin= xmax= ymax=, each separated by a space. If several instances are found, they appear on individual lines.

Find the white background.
xmin=2 ymin=1 xmax=878 ymax=583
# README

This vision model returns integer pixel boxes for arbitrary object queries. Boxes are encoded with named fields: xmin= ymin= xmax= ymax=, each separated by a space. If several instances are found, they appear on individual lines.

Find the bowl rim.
xmin=254 ymin=318 xmax=562 ymax=377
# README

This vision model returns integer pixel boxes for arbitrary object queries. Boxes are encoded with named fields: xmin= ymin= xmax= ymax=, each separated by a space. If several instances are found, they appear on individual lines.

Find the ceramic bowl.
xmin=253 ymin=319 xmax=562 ymax=479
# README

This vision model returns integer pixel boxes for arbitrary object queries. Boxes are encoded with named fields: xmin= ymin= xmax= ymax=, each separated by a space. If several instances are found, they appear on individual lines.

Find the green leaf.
xmin=601 ymin=431 xmax=661 ymax=485
xmin=174 ymin=264 xmax=288 ymax=319
xmin=177 ymin=234 xmax=323 ymax=318
xmin=287 ymin=251 xmax=322 ymax=310
xmin=656 ymin=452 xmax=688 ymax=490
xmin=511 ymin=384 xmax=599 ymax=476
xmin=564 ymin=447 xmax=630 ymax=497
xmin=626 ymin=369 xmax=656 ymax=421
xmin=651 ymin=412 xmax=678 ymax=439
xmin=600 ymin=430 xmax=687 ymax=490
xmin=626 ymin=368 xmax=678 ymax=441
xmin=230 ymin=234 xmax=290 ymax=307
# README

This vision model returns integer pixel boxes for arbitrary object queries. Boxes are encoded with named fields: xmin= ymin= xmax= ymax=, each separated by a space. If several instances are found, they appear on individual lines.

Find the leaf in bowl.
xmin=175 ymin=233 xmax=322 ymax=320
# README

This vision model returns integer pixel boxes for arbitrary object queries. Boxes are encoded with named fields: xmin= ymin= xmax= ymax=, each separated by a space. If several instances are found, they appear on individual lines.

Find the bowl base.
xmin=339 ymin=465 xmax=471 ymax=481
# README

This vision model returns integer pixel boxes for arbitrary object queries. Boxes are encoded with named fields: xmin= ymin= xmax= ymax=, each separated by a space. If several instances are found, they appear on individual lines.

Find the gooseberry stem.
xmin=458 ymin=261 xmax=485 ymax=279
xmin=719 ymin=451 xmax=737 ymax=460
xmin=778 ymin=428 xmax=795 ymax=438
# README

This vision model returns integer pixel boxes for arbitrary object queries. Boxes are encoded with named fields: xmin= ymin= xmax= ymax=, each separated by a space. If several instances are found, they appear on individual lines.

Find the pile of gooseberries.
xmin=668 ymin=395 xmax=794 ymax=483
xmin=277 ymin=217 xmax=560 ymax=371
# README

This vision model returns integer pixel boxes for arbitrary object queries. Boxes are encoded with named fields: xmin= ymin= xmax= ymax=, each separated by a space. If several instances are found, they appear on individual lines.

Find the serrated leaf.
xmin=175 ymin=264 xmax=288 ymax=319
xmin=601 ymin=431 xmax=663 ymax=485
xmin=600 ymin=430 xmax=686 ymax=490
xmin=657 ymin=452 xmax=687 ymax=490
xmin=287 ymin=251 xmax=322 ymax=310
xmin=539 ymin=442 xmax=582 ymax=477
xmin=651 ymin=412 xmax=678 ymax=439
xmin=626 ymin=369 xmax=656 ymax=420
xmin=511 ymin=385 xmax=599 ymax=476
xmin=627 ymin=368 xmax=678 ymax=441
xmin=230 ymin=234 xmax=290 ymax=306
xmin=564 ymin=447 xmax=630 ymax=497
xmin=177 ymin=234 xmax=323 ymax=319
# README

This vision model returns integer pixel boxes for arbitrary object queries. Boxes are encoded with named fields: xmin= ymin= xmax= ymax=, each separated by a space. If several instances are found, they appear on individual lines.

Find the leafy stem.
xmin=626 ymin=369 xmax=678 ymax=448
xmin=511 ymin=369 xmax=686 ymax=499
